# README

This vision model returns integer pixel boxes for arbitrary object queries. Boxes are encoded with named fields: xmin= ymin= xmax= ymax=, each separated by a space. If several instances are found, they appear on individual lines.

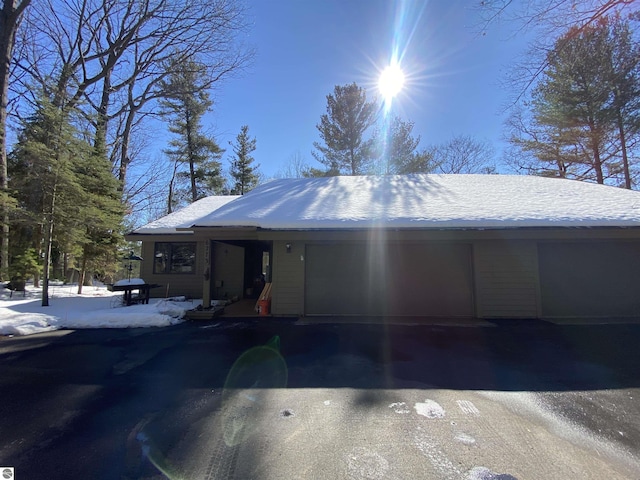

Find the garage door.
xmin=305 ymin=243 xmax=474 ymax=316
xmin=538 ymin=242 xmax=640 ymax=317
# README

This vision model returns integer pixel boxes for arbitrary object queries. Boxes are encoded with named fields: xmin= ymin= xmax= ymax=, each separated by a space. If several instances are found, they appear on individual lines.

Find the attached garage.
xmin=304 ymin=243 xmax=474 ymax=316
xmin=538 ymin=241 xmax=640 ymax=317
xmin=129 ymin=175 xmax=640 ymax=320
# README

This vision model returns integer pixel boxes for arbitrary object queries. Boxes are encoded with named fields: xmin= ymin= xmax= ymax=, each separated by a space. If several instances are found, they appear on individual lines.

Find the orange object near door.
xmin=258 ymin=299 xmax=270 ymax=316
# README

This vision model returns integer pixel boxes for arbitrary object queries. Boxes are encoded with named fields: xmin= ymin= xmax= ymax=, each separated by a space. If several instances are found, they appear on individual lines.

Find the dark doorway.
xmin=210 ymin=240 xmax=271 ymax=300
xmin=244 ymin=241 xmax=271 ymax=298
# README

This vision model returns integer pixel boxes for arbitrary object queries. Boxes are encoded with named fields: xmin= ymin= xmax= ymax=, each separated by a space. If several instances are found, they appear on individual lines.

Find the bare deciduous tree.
xmin=15 ymin=0 xmax=252 ymax=195
xmin=478 ymin=0 xmax=636 ymax=34
xmin=432 ymin=135 xmax=496 ymax=174
xmin=275 ymin=151 xmax=312 ymax=179
xmin=477 ymin=0 xmax=639 ymax=103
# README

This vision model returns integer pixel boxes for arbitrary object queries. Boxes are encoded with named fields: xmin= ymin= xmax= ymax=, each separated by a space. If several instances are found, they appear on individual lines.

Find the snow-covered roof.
xmin=132 ymin=196 xmax=240 ymax=234
xmin=189 ymin=175 xmax=640 ymax=229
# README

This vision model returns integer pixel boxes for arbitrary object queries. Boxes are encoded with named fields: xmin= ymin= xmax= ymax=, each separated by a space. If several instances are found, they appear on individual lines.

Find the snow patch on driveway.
xmin=389 ymin=402 xmax=410 ymax=414
xmin=414 ymin=428 xmax=460 ymax=479
xmin=346 ymin=447 xmax=389 ymax=479
xmin=454 ymin=432 xmax=477 ymax=445
xmin=480 ymin=390 xmax=640 ymax=472
xmin=466 ymin=466 xmax=518 ymax=479
xmin=414 ymin=399 xmax=445 ymax=418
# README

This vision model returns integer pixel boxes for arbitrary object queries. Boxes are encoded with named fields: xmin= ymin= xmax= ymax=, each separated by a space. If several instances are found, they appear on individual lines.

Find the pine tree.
xmin=537 ymin=24 xmax=612 ymax=183
xmin=10 ymin=93 xmax=123 ymax=302
xmin=160 ymin=59 xmax=225 ymax=211
xmin=313 ymin=83 xmax=378 ymax=175
xmin=73 ymin=150 xmax=123 ymax=293
xmin=510 ymin=15 xmax=640 ymax=187
xmin=10 ymin=97 xmax=89 ymax=304
xmin=604 ymin=15 xmax=640 ymax=189
xmin=378 ymin=117 xmax=431 ymax=174
xmin=229 ymin=125 xmax=259 ymax=195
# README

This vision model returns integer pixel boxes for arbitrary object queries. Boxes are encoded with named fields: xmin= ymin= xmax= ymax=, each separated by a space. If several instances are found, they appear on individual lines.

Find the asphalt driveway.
xmin=0 ymin=318 xmax=639 ymax=479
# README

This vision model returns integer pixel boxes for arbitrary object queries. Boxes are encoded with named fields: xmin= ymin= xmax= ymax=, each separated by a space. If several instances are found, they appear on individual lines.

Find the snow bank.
xmin=0 ymin=283 xmax=198 ymax=336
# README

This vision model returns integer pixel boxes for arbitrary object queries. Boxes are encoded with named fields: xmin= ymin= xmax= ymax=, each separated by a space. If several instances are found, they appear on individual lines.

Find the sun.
xmin=378 ymin=64 xmax=405 ymax=101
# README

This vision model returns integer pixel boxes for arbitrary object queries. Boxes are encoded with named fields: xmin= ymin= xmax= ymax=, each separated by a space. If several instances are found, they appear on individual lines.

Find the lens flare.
xmin=220 ymin=335 xmax=288 ymax=446
xmin=379 ymin=64 xmax=405 ymax=101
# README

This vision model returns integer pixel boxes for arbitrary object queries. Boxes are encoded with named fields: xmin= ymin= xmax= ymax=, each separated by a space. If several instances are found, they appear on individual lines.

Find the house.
xmin=126 ymin=174 xmax=640 ymax=319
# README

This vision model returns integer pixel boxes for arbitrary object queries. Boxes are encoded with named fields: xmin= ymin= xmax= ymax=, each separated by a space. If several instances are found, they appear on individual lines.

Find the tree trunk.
xmin=167 ymin=159 xmax=179 ymax=214
xmin=614 ymin=98 xmax=631 ymax=189
xmin=118 ymin=82 xmax=139 ymax=194
xmin=33 ymin=240 xmax=41 ymax=288
xmin=63 ymin=252 xmax=68 ymax=282
xmin=593 ymin=145 xmax=604 ymax=184
xmin=118 ymin=110 xmax=135 ymax=193
xmin=588 ymin=119 xmax=604 ymax=184
xmin=185 ymin=110 xmax=198 ymax=202
xmin=94 ymin=68 xmax=113 ymax=158
xmin=349 ymin=147 xmax=356 ymax=175
xmin=41 ymin=210 xmax=54 ymax=307
xmin=42 ymin=106 xmax=64 ymax=306
xmin=77 ymin=251 xmax=87 ymax=294
xmin=0 ymin=8 xmax=9 ymax=281
xmin=0 ymin=0 xmax=31 ymax=280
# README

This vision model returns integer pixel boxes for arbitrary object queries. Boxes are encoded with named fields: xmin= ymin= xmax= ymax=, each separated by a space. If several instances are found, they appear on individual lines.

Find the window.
xmin=153 ymin=242 xmax=196 ymax=274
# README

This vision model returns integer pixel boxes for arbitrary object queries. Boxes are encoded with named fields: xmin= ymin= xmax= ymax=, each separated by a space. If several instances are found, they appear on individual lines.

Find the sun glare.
xmin=379 ymin=64 xmax=405 ymax=101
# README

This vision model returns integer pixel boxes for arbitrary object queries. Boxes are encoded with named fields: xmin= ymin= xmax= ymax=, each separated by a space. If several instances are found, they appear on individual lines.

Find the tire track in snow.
xmin=456 ymin=400 xmax=480 ymax=416
xmin=414 ymin=427 xmax=462 ymax=480
xmin=410 ymin=399 xmax=462 ymax=479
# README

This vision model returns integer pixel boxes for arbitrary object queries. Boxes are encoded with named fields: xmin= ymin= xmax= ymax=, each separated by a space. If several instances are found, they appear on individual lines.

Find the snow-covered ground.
xmin=0 ymin=281 xmax=199 ymax=336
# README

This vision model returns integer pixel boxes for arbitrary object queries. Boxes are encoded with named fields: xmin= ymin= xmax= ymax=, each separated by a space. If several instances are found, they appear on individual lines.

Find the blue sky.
xmin=206 ymin=0 xmax=530 ymax=177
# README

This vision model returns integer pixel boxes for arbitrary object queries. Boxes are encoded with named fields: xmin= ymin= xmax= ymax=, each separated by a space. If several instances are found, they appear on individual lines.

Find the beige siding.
xmin=132 ymin=230 xmax=640 ymax=318
xmin=140 ymin=240 xmax=206 ymax=299
xmin=271 ymin=240 xmax=305 ymax=315
xmin=474 ymin=241 xmax=540 ymax=319
xmin=211 ymin=242 xmax=245 ymax=301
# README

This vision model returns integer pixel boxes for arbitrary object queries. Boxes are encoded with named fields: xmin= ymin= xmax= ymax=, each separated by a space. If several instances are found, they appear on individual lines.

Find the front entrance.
xmin=210 ymin=240 xmax=271 ymax=302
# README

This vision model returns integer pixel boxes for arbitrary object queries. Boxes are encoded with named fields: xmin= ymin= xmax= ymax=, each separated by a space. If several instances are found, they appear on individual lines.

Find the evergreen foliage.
xmin=160 ymin=59 xmax=225 ymax=212
xmin=229 ymin=125 xmax=259 ymax=195
xmin=508 ymin=15 xmax=640 ymax=187
xmin=313 ymin=83 xmax=378 ymax=175
xmin=8 ymin=248 xmax=38 ymax=280
xmin=378 ymin=117 xmax=436 ymax=174
xmin=9 ymin=94 xmax=123 ymax=303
